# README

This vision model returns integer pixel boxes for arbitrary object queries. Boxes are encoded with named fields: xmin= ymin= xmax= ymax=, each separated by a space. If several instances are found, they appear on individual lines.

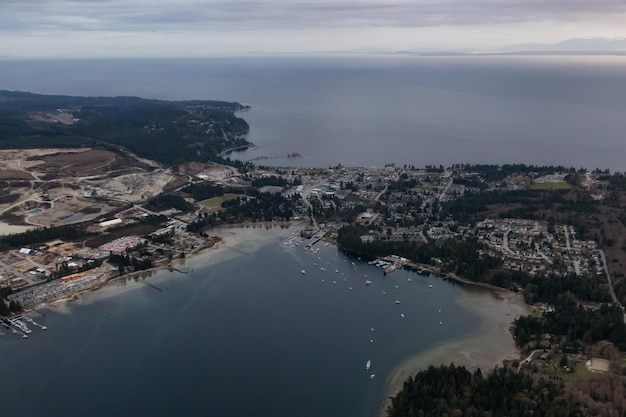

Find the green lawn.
xmin=534 ymin=355 xmax=592 ymax=382
xmin=563 ymin=361 xmax=593 ymax=381
xmin=199 ymin=194 xmax=249 ymax=211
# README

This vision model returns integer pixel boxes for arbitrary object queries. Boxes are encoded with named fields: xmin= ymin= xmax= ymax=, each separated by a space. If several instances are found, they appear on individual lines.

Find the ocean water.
xmin=1 ymin=55 xmax=625 ymax=170
xmin=0 ymin=227 xmax=482 ymax=417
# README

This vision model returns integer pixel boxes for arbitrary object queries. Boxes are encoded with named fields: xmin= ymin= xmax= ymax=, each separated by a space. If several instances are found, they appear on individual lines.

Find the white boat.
xmin=301 ymin=270 xmax=306 ymax=274
xmin=370 ymin=374 xmax=376 ymax=380
xmin=400 ymin=313 xmax=405 ymax=318
xmin=395 ymin=300 xmax=401 ymax=304
xmin=366 ymin=360 xmax=371 ymax=371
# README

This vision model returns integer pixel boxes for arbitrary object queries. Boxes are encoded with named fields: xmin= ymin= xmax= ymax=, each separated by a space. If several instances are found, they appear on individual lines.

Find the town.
xmin=1 ymin=156 xmax=623 ymax=314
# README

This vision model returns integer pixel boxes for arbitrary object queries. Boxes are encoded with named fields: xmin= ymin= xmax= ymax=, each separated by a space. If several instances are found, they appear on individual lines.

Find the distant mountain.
xmin=502 ymin=37 xmax=626 ymax=53
xmin=322 ymin=37 xmax=626 ymax=57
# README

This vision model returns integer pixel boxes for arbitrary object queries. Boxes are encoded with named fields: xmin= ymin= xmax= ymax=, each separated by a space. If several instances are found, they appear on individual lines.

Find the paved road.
xmin=598 ymin=249 xmax=626 ymax=324
xmin=300 ymin=189 xmax=318 ymax=229
xmin=438 ymin=177 xmax=454 ymax=201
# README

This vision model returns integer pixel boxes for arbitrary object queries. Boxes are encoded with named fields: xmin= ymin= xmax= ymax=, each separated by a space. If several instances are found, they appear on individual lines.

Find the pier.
xmin=23 ymin=316 xmax=48 ymax=330
xmin=0 ymin=316 xmax=49 ymax=339
xmin=304 ymin=231 xmax=326 ymax=249
xmin=139 ymin=280 xmax=163 ymax=292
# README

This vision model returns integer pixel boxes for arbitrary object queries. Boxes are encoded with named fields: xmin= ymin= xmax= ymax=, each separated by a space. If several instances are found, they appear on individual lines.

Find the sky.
xmin=1 ymin=0 xmax=625 ymax=58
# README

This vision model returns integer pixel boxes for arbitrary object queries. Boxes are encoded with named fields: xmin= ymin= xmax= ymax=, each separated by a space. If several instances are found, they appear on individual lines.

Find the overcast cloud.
xmin=1 ymin=0 xmax=625 ymax=57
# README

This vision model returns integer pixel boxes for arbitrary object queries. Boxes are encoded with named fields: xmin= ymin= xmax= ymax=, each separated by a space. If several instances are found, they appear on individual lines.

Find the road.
xmin=598 ymin=249 xmax=626 ymax=324
xmin=300 ymin=189 xmax=318 ymax=230
xmin=517 ymin=349 xmax=541 ymax=372
xmin=563 ymin=225 xmax=571 ymax=251
xmin=438 ymin=177 xmax=454 ymax=201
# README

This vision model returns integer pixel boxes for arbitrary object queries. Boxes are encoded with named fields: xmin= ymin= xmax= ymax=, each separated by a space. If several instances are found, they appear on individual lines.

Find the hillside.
xmin=0 ymin=90 xmax=251 ymax=165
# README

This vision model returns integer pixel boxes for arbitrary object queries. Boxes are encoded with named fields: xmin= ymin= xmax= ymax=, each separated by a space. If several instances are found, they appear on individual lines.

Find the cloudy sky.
xmin=1 ymin=0 xmax=625 ymax=58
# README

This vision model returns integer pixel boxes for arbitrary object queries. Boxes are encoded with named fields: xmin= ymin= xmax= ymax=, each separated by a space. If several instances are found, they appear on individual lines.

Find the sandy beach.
xmin=378 ymin=284 xmax=529 ymax=416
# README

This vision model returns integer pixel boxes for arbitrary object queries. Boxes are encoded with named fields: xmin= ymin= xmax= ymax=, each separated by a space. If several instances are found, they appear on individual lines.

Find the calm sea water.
xmin=0 ymin=228 xmax=479 ymax=417
xmin=1 ymin=55 xmax=625 ymax=170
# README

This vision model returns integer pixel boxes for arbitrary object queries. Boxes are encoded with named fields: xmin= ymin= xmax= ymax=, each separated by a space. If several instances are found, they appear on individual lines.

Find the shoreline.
xmin=24 ymin=221 xmax=303 ymax=314
xmin=377 ymin=281 xmax=528 ymax=416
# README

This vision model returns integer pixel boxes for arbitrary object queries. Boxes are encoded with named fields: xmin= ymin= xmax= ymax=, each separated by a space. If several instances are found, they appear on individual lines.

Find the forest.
xmin=386 ymin=364 xmax=579 ymax=417
xmin=513 ymin=293 xmax=626 ymax=350
xmin=0 ymin=224 xmax=94 ymax=249
xmin=0 ymin=90 xmax=251 ymax=166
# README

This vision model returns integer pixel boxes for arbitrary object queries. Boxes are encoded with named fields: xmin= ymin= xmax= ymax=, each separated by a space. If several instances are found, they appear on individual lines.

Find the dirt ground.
xmin=0 ymin=148 xmax=176 ymax=227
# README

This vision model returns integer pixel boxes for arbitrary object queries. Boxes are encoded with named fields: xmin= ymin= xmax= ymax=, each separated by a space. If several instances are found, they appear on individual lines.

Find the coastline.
xmin=28 ymin=221 xmax=303 ymax=312
xmin=377 ymin=282 xmax=528 ymax=416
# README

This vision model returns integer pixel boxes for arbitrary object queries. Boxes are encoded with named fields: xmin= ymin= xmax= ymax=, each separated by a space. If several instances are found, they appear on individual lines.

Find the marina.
xmin=289 ymin=232 xmax=473 ymax=388
xmin=1 ymin=316 xmax=49 ymax=340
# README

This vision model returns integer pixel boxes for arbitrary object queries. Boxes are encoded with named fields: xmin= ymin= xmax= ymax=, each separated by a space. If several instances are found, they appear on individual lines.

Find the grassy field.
xmin=199 ymin=194 xmax=248 ymax=211
xmin=0 ymin=169 xmax=35 ymax=180
xmin=529 ymin=181 xmax=572 ymax=190
xmin=162 ymin=176 xmax=188 ymax=193
xmin=533 ymin=354 xmax=593 ymax=382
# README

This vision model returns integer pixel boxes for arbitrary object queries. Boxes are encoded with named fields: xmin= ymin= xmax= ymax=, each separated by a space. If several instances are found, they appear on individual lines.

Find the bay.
xmin=0 ymin=226 xmax=487 ymax=417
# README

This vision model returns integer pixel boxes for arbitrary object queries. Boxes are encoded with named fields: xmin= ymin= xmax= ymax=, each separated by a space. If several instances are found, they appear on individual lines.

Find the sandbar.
xmin=378 ymin=284 xmax=528 ymax=416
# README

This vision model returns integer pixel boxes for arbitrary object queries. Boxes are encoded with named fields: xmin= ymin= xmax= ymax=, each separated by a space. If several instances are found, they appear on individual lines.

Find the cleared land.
xmin=200 ymin=194 xmax=248 ymax=211
xmin=0 ymin=148 xmax=175 ymax=227
xmin=39 ymin=149 xmax=117 ymax=175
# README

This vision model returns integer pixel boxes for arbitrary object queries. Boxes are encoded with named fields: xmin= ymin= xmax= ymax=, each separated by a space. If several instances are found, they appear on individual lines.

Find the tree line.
xmin=387 ymin=363 xmax=579 ymax=417
xmin=514 ymin=293 xmax=626 ymax=350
